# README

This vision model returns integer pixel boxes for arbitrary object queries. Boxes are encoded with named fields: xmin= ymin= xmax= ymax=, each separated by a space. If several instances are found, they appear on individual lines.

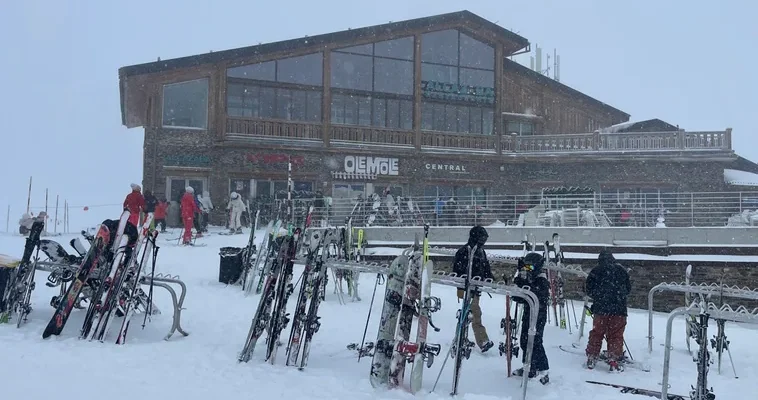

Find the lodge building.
xmin=118 ymin=10 xmax=755 ymax=225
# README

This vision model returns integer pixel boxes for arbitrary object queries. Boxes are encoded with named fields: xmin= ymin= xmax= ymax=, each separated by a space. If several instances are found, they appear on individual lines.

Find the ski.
xmin=450 ymin=244 xmax=478 ymax=395
xmin=297 ymin=229 xmax=337 ymax=370
xmin=409 ymin=224 xmax=441 ymax=393
xmin=388 ymin=235 xmax=424 ymax=389
xmin=1 ymin=220 xmax=44 ymax=325
xmin=43 ymin=224 xmax=111 ymax=339
xmin=586 ymin=380 xmax=688 ymax=400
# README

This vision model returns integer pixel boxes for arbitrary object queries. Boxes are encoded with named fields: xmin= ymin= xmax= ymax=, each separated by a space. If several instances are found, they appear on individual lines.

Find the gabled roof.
xmin=119 ymin=10 xmax=529 ymax=78
xmin=502 ymin=59 xmax=629 ymax=120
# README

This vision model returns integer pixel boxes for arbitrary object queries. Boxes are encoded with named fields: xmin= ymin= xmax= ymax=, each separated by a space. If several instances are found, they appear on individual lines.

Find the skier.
xmin=154 ymin=198 xmax=168 ymax=233
xmin=198 ymin=190 xmax=213 ymax=233
xmin=585 ymin=249 xmax=631 ymax=371
xmin=180 ymin=187 xmax=200 ymax=245
xmin=452 ymin=225 xmax=494 ymax=353
xmin=512 ymin=252 xmax=550 ymax=382
xmin=226 ymin=192 xmax=246 ymax=234
xmin=144 ymin=189 xmax=157 ymax=228
xmin=123 ymin=184 xmax=145 ymax=226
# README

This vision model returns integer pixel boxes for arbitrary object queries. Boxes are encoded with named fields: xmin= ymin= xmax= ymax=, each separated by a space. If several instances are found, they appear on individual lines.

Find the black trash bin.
xmin=219 ymin=247 xmax=244 ymax=284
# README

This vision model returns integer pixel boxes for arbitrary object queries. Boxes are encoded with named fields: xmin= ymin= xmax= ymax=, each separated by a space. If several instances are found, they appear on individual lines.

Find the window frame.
xmin=161 ymin=78 xmax=210 ymax=130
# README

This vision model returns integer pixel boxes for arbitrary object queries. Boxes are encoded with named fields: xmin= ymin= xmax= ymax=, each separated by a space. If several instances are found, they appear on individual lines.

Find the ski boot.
xmin=586 ymin=355 xmax=597 ymax=370
xmin=608 ymin=359 xmax=624 ymax=372
xmin=480 ymin=340 xmax=494 ymax=353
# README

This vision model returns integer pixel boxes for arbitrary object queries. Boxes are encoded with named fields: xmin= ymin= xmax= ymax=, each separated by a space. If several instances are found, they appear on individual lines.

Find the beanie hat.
xmin=130 ymin=183 xmax=141 ymax=191
xmin=468 ymin=225 xmax=488 ymax=242
xmin=186 ymin=186 xmax=194 ymax=194
xmin=231 ymin=192 xmax=239 ymax=199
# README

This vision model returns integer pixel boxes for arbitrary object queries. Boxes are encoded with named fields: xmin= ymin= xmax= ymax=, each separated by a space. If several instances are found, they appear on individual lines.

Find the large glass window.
xmin=420 ymin=30 xmax=495 ymax=135
xmin=506 ymin=121 xmax=534 ymax=136
xmin=421 ymin=102 xmax=493 ymax=135
xmin=330 ymin=52 xmax=373 ymax=91
xmin=227 ymin=82 xmax=321 ymax=122
xmin=162 ymin=79 xmax=209 ymax=129
xmin=226 ymin=53 xmax=323 ymax=122
xmin=330 ymin=37 xmax=415 ymax=130
xmin=331 ymin=93 xmax=411 ymax=130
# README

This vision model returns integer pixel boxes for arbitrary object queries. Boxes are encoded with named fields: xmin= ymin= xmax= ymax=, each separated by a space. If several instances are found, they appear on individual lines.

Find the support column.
xmin=413 ymin=33 xmax=422 ymax=150
xmin=322 ymin=50 xmax=332 ymax=147
xmin=494 ymin=44 xmax=504 ymax=155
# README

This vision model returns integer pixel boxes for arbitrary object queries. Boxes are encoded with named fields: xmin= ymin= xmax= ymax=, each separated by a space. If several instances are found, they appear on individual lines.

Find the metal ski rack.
xmin=647 ymin=282 xmax=758 ymax=352
xmin=661 ymin=301 xmax=758 ymax=400
xmin=428 ymin=271 xmax=539 ymax=400
xmin=139 ymin=273 xmax=190 ymax=341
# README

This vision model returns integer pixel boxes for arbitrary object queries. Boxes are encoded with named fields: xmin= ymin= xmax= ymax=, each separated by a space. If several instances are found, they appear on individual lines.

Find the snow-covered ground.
xmin=1 ymin=227 xmax=757 ymax=400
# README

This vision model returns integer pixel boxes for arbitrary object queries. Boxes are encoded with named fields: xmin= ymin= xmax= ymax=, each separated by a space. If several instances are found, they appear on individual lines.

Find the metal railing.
xmin=250 ymin=190 xmax=758 ymax=228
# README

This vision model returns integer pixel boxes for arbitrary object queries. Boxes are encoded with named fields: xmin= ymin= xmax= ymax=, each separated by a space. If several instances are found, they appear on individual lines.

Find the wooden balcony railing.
xmin=502 ymin=133 xmax=596 ymax=153
xmin=226 ymin=117 xmax=323 ymax=140
xmin=421 ymin=131 xmax=498 ymax=152
xmin=331 ymin=125 xmax=415 ymax=146
xmin=225 ymin=117 xmax=732 ymax=156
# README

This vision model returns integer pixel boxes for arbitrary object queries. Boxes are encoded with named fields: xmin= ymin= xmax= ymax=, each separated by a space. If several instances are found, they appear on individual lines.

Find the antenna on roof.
xmin=555 ymin=51 xmax=560 ymax=82
xmin=535 ymin=44 xmax=542 ymax=74
xmin=157 ymin=57 xmax=161 ymax=61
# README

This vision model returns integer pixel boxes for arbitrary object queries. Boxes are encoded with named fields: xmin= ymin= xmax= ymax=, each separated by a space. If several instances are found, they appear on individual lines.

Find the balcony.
xmin=225 ymin=116 xmax=732 ymax=157
xmin=225 ymin=118 xmax=323 ymax=142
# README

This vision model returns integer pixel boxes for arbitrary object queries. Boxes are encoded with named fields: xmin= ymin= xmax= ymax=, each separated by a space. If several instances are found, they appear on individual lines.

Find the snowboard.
xmin=369 ymin=253 xmax=409 ymax=388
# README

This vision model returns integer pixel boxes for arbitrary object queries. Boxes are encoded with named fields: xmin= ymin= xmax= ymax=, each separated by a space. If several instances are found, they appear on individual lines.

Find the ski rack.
xmin=427 ymin=247 xmax=588 ymax=277
xmin=313 ymin=255 xmax=539 ymax=400
xmin=139 ymin=273 xmax=190 ymax=341
xmin=647 ymin=282 xmax=758 ymax=352
xmin=661 ymin=301 xmax=758 ymax=400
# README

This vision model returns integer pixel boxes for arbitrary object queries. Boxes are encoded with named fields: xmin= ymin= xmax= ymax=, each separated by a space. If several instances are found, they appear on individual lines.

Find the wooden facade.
xmin=118 ymin=10 xmax=738 ymax=225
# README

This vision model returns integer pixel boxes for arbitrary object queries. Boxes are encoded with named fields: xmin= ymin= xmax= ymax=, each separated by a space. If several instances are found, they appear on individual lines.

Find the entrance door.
xmin=166 ymin=177 xmax=208 ymax=227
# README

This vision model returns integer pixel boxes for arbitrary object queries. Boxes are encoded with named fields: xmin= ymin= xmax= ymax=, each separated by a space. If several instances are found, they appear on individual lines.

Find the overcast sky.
xmin=1 ymin=0 xmax=755 ymax=229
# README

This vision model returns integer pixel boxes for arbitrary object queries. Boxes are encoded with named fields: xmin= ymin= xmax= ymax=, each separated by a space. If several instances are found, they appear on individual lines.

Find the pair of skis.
xmin=0 ymin=220 xmax=44 ymax=326
xmin=285 ymin=228 xmax=336 ymax=369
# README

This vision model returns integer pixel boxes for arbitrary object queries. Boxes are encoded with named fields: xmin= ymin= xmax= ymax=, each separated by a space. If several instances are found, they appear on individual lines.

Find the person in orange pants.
xmin=585 ymin=249 xmax=631 ymax=371
xmin=180 ymin=186 xmax=200 ymax=245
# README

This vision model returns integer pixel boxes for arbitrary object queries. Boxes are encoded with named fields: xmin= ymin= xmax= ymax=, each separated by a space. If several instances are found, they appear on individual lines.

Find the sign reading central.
xmin=344 ymin=156 xmax=399 ymax=176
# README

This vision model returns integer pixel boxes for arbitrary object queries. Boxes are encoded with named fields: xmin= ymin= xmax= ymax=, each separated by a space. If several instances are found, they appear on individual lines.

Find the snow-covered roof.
xmin=598 ymin=121 xmax=637 ymax=133
xmin=724 ymin=169 xmax=758 ymax=186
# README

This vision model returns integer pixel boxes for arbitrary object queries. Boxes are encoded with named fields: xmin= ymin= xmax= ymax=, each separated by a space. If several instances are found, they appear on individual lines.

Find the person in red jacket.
xmin=180 ymin=186 xmax=200 ymax=244
xmin=154 ymin=197 xmax=169 ymax=233
xmin=123 ymin=183 xmax=145 ymax=226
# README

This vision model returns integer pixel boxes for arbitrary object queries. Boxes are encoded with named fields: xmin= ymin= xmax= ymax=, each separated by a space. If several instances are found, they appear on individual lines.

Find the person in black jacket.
xmin=512 ymin=252 xmax=550 ymax=381
xmin=452 ymin=225 xmax=494 ymax=352
xmin=584 ymin=249 xmax=631 ymax=371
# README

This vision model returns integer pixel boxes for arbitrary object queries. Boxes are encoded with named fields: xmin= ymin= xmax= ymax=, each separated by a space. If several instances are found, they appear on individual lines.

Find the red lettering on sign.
xmin=245 ymin=154 xmax=304 ymax=166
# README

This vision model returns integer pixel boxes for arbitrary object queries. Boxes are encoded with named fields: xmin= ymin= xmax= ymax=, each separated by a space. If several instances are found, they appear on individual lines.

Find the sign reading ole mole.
xmin=344 ymin=156 xmax=399 ymax=176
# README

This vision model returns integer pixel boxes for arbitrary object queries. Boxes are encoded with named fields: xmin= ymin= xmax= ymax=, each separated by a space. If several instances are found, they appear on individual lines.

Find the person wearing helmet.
xmin=180 ymin=186 xmax=200 ymax=245
xmin=512 ymin=252 xmax=551 ymax=382
xmin=226 ymin=192 xmax=247 ymax=234
xmin=123 ymin=183 xmax=145 ymax=226
xmin=452 ymin=225 xmax=494 ymax=353
xmin=585 ymin=249 xmax=631 ymax=371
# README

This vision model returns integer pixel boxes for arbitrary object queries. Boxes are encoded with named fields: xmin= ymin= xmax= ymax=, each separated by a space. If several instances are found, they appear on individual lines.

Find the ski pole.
xmin=623 ymin=339 xmax=634 ymax=361
xmin=357 ymin=273 xmax=384 ymax=362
